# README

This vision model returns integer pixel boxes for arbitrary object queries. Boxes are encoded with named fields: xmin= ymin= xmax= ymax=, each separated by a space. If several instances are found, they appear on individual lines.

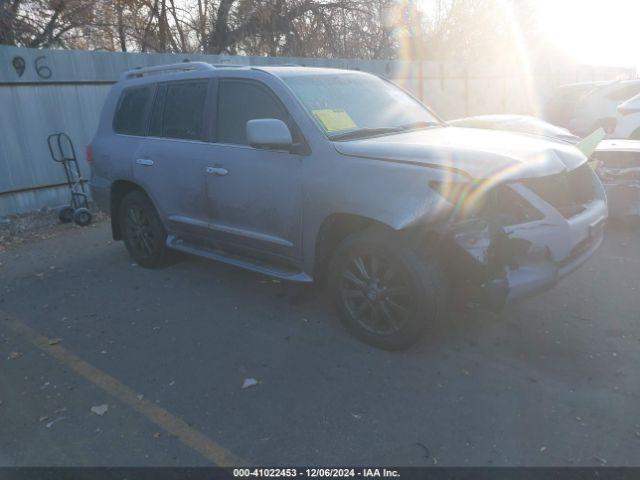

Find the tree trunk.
xmin=208 ymin=0 xmax=235 ymax=53
xmin=116 ymin=0 xmax=127 ymax=51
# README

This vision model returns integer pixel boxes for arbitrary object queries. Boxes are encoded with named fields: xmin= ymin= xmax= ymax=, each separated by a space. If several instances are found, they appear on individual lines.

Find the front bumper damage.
xmin=440 ymin=167 xmax=607 ymax=309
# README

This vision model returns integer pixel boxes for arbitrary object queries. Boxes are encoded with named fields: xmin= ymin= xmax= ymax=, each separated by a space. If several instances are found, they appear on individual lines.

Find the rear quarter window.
xmin=113 ymin=86 xmax=153 ymax=136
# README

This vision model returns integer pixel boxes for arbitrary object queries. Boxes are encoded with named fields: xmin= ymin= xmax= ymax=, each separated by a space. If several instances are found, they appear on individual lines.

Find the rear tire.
xmin=119 ymin=190 xmax=168 ymax=268
xmin=328 ymin=229 xmax=445 ymax=350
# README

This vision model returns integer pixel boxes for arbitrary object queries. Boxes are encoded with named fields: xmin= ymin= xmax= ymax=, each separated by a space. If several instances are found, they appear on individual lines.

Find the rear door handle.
xmin=206 ymin=166 xmax=228 ymax=176
xmin=135 ymin=158 xmax=154 ymax=166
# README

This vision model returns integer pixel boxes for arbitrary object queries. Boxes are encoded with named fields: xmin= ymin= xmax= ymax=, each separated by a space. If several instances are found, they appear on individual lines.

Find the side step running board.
xmin=166 ymin=236 xmax=312 ymax=283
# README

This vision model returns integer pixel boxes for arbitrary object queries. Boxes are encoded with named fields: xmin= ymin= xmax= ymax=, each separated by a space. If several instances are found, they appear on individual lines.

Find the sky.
xmin=416 ymin=0 xmax=638 ymax=70
xmin=536 ymin=0 xmax=639 ymax=69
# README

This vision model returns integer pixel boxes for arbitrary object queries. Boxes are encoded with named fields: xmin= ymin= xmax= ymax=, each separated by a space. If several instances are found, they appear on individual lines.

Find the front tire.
xmin=119 ymin=190 xmax=168 ymax=268
xmin=328 ymin=229 xmax=445 ymax=350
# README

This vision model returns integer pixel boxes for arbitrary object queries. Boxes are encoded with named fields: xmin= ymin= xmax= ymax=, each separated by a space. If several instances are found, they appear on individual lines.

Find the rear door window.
xmin=148 ymin=84 xmax=167 ymax=137
xmin=161 ymin=81 xmax=208 ymax=140
xmin=113 ymin=86 xmax=153 ymax=136
xmin=217 ymin=80 xmax=290 ymax=145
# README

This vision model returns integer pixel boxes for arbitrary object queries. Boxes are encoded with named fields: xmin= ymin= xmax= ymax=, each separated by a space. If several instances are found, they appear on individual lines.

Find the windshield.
xmin=283 ymin=72 xmax=441 ymax=139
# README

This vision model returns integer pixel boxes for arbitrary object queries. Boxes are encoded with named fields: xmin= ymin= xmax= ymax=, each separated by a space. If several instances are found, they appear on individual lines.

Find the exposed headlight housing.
xmin=429 ymin=180 xmax=488 ymax=219
xmin=430 ymin=180 xmax=543 ymax=225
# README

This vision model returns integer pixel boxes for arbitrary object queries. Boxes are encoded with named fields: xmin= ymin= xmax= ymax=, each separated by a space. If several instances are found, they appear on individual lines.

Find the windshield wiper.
xmin=329 ymin=122 xmax=441 ymax=141
xmin=329 ymin=127 xmax=403 ymax=141
xmin=398 ymin=120 xmax=441 ymax=131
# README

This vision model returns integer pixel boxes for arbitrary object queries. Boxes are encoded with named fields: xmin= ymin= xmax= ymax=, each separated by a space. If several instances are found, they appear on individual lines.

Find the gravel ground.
xmin=0 ymin=207 xmax=107 ymax=252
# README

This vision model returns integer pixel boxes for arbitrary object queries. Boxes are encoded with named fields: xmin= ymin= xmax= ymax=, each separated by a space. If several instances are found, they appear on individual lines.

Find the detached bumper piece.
xmin=594 ymin=150 xmax=640 ymax=219
xmin=447 ymin=164 xmax=608 ymax=309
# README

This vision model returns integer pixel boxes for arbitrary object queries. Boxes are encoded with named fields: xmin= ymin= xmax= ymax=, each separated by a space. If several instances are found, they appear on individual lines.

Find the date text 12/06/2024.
xmin=233 ymin=469 xmax=401 ymax=478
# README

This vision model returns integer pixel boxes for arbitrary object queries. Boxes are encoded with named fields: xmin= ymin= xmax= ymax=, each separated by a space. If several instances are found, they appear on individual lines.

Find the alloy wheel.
xmin=125 ymin=206 xmax=155 ymax=258
xmin=339 ymin=252 xmax=416 ymax=336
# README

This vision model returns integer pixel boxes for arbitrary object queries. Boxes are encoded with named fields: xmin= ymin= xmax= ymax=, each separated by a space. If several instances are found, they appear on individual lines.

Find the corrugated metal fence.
xmin=0 ymin=45 xmax=633 ymax=216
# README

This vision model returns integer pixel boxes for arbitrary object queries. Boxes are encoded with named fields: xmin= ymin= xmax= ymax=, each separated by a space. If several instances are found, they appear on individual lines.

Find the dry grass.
xmin=0 ymin=206 xmax=108 ymax=252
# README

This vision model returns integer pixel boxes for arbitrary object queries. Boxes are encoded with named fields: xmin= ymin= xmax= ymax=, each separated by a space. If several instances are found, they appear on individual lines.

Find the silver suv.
xmin=90 ymin=62 xmax=608 ymax=349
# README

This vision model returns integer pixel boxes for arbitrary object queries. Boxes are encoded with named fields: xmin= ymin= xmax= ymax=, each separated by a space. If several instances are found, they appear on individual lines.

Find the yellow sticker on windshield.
xmin=312 ymin=109 xmax=357 ymax=132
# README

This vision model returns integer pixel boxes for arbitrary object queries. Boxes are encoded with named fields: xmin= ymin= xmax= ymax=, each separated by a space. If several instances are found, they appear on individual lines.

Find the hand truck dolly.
xmin=47 ymin=132 xmax=92 ymax=226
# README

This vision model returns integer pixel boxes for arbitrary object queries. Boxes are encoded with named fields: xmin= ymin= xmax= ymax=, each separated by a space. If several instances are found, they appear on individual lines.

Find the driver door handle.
xmin=135 ymin=158 xmax=154 ymax=166
xmin=206 ymin=166 xmax=228 ymax=176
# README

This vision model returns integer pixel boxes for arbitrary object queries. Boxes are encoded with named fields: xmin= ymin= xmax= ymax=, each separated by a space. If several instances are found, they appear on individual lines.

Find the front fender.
xmin=301 ymin=156 xmax=464 ymax=275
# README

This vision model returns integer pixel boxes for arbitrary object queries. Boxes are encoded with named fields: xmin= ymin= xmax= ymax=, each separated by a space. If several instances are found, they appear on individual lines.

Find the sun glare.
xmin=537 ymin=0 xmax=639 ymax=69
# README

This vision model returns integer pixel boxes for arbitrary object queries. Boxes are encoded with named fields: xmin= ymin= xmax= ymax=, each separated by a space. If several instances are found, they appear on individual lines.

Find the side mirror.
xmin=247 ymin=119 xmax=293 ymax=150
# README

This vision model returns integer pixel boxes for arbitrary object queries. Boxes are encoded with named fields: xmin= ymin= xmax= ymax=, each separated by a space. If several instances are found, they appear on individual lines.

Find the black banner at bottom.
xmin=0 ymin=468 xmax=637 ymax=480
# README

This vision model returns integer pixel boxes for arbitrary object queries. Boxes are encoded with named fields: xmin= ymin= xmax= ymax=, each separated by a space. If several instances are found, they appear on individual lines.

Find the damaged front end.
xmin=433 ymin=163 xmax=607 ymax=310
xmin=593 ymin=145 xmax=640 ymax=219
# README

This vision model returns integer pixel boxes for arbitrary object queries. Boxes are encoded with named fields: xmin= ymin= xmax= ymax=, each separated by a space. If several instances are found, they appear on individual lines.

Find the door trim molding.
xmin=167 ymin=216 xmax=293 ymax=248
xmin=167 ymin=215 xmax=210 ymax=229
xmin=210 ymin=222 xmax=294 ymax=248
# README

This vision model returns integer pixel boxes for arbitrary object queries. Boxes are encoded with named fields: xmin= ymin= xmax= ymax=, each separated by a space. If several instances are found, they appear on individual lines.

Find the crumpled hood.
xmin=333 ymin=126 xmax=587 ymax=180
xmin=448 ymin=115 xmax=581 ymax=144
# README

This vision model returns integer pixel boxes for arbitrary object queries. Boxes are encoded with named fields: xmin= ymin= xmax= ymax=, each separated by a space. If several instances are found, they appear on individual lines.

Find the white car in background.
xmin=613 ymin=92 xmax=640 ymax=139
xmin=568 ymin=79 xmax=640 ymax=139
xmin=544 ymin=81 xmax=608 ymax=129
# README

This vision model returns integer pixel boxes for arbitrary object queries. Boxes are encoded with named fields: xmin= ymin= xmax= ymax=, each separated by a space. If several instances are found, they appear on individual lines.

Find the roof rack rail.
xmin=209 ymin=63 xmax=246 ymax=68
xmin=120 ymin=61 xmax=215 ymax=80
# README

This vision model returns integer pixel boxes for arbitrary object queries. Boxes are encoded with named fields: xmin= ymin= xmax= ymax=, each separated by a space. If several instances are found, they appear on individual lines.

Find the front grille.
xmin=494 ymin=184 xmax=544 ymax=224
xmin=519 ymin=164 xmax=595 ymax=218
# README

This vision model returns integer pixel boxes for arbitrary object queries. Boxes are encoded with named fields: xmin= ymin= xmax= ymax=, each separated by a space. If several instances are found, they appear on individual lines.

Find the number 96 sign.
xmin=11 ymin=55 xmax=53 ymax=79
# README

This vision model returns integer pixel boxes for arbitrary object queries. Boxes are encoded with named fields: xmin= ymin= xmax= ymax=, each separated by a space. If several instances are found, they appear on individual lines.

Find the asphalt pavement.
xmin=1 ymin=219 xmax=639 ymax=466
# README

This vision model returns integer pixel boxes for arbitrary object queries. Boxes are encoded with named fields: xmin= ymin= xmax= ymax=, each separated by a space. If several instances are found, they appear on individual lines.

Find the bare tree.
xmin=1 ymin=0 xmax=94 ymax=48
xmin=414 ymin=0 xmax=541 ymax=63
xmin=0 ymin=0 xmax=544 ymax=63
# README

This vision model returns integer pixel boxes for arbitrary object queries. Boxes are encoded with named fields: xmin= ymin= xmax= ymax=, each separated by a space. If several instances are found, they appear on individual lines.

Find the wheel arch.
xmin=310 ymin=208 xmax=452 ymax=287
xmin=311 ymin=213 xmax=396 ymax=285
xmin=110 ymin=180 xmax=149 ymax=240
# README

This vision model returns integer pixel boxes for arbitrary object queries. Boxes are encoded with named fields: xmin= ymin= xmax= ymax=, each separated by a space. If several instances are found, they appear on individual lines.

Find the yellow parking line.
xmin=2 ymin=314 xmax=244 ymax=466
